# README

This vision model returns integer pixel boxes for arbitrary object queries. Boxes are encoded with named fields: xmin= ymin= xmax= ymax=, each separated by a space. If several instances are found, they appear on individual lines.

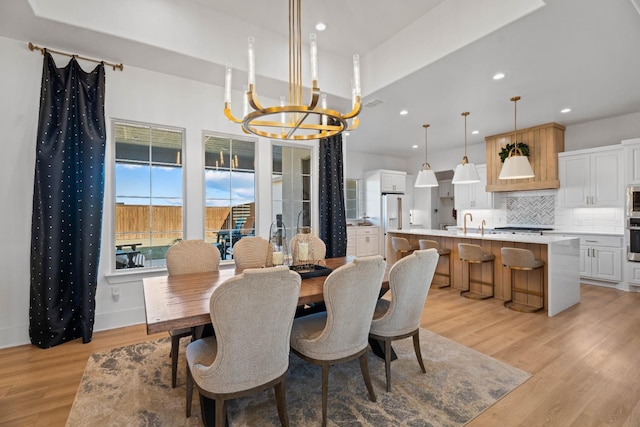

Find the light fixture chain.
xmin=423 ymin=124 xmax=430 ymax=163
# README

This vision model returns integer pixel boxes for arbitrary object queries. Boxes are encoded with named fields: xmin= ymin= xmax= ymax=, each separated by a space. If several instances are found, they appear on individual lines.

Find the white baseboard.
xmin=0 ymin=307 xmax=147 ymax=349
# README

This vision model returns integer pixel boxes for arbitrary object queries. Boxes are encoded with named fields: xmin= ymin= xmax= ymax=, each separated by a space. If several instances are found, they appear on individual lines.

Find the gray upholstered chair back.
xmin=232 ymin=236 xmax=273 ymax=269
xmin=501 ymin=247 xmax=544 ymax=269
xmin=290 ymin=233 xmax=326 ymax=263
xmin=166 ymin=239 xmax=220 ymax=275
xmin=458 ymin=243 xmax=494 ymax=262
xmin=370 ymin=249 xmax=439 ymax=336
xmin=190 ymin=266 xmax=301 ymax=394
xmin=391 ymin=237 xmax=412 ymax=252
xmin=293 ymin=255 xmax=386 ymax=360
xmin=418 ymin=239 xmax=439 ymax=250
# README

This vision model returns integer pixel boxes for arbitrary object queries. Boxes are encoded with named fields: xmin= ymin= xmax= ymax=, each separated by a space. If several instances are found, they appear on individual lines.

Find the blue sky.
xmin=115 ymin=164 xmax=255 ymax=206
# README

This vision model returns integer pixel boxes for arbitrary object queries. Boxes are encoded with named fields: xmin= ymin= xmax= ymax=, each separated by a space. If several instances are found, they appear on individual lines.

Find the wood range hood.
xmin=485 ymin=122 xmax=565 ymax=192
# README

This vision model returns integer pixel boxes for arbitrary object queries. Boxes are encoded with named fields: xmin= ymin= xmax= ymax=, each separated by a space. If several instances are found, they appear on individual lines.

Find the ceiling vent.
xmin=364 ymin=98 xmax=384 ymax=108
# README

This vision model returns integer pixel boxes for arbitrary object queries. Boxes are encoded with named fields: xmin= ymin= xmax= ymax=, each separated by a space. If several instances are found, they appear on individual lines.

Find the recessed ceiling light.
xmin=412 ymin=144 xmax=418 ymax=149
xmin=315 ymin=22 xmax=326 ymax=31
xmin=472 ymin=130 xmax=479 ymax=135
xmin=561 ymin=108 xmax=571 ymax=113
xmin=493 ymin=72 xmax=506 ymax=80
xmin=400 ymin=110 xmax=408 ymax=116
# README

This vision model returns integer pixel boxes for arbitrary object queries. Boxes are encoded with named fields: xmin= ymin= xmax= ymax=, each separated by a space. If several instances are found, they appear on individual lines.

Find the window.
xmin=204 ymin=133 xmax=256 ymax=261
xmin=272 ymin=144 xmax=312 ymax=249
xmin=114 ymin=121 xmax=184 ymax=270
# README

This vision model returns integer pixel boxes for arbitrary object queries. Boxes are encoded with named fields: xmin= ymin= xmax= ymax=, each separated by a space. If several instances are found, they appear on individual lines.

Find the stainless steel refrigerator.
xmin=381 ymin=193 xmax=411 ymax=259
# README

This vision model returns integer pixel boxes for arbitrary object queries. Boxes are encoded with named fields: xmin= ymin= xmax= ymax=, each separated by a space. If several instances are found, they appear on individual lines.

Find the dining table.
xmin=143 ymin=256 xmax=391 ymax=336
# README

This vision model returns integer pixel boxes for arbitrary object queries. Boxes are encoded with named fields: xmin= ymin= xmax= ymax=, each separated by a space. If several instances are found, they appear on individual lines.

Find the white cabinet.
xmin=558 ymin=146 xmax=623 ymax=208
xmin=576 ymin=235 xmax=623 ymax=282
xmin=622 ymin=138 xmax=640 ymax=184
xmin=438 ymin=180 xmax=454 ymax=198
xmin=454 ymin=164 xmax=493 ymax=210
xmin=347 ymin=226 xmax=380 ymax=257
xmin=380 ymin=172 xmax=406 ymax=194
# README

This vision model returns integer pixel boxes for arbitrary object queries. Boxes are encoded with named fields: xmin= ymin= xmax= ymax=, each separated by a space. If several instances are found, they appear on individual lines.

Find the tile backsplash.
xmin=458 ymin=188 xmax=624 ymax=234
xmin=506 ymin=195 xmax=555 ymax=226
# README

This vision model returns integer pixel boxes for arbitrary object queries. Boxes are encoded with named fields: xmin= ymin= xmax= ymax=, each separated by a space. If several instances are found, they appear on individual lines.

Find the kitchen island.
xmin=387 ymin=229 xmax=580 ymax=317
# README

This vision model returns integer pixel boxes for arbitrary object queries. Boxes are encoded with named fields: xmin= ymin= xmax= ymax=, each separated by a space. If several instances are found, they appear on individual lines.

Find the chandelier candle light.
xmin=499 ymin=96 xmax=535 ymax=180
xmin=415 ymin=124 xmax=439 ymax=187
xmin=223 ymin=0 xmax=362 ymax=140
xmin=452 ymin=112 xmax=481 ymax=184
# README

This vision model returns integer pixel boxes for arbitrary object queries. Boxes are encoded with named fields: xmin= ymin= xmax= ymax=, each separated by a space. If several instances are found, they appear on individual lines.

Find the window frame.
xmin=271 ymin=141 xmax=316 ymax=252
xmin=202 ymin=130 xmax=258 ymax=264
xmin=111 ymin=119 xmax=186 ymax=273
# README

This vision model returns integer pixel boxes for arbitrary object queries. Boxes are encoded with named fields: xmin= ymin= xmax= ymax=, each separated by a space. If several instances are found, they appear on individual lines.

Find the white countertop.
xmin=387 ymin=228 xmax=579 ymax=245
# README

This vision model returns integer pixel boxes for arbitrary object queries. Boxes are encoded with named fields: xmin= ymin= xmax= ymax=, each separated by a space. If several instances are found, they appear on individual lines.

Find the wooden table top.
xmin=143 ymin=257 xmax=390 ymax=335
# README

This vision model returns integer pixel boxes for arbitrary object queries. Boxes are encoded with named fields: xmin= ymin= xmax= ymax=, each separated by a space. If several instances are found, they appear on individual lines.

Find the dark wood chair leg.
xmin=274 ymin=379 xmax=290 ymax=427
xmin=186 ymin=368 xmax=193 ymax=417
xmin=384 ymin=339 xmax=392 ymax=392
xmin=359 ymin=352 xmax=376 ymax=402
xmin=412 ymin=332 xmax=426 ymax=373
xmin=215 ymin=398 xmax=226 ymax=427
xmin=321 ymin=364 xmax=329 ymax=427
xmin=171 ymin=335 xmax=180 ymax=388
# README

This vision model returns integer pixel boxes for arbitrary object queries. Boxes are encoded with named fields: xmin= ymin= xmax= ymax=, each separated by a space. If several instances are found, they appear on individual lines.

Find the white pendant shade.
xmin=452 ymin=162 xmax=480 ymax=184
xmin=452 ymin=112 xmax=480 ymax=185
xmin=499 ymin=96 xmax=535 ymax=180
xmin=415 ymin=169 xmax=439 ymax=187
xmin=415 ymin=123 xmax=439 ymax=188
xmin=499 ymin=155 xmax=534 ymax=179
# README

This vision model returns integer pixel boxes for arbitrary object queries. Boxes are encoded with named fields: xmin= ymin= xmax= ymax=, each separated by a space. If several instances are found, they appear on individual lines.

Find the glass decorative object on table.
xmin=269 ymin=214 xmax=289 ymax=266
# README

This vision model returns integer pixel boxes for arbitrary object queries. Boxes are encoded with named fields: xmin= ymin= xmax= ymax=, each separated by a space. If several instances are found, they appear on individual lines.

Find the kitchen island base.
xmin=387 ymin=230 xmax=580 ymax=317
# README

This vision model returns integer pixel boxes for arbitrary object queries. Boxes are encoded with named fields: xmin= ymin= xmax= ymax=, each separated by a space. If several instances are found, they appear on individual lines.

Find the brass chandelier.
xmin=223 ymin=0 xmax=362 ymax=140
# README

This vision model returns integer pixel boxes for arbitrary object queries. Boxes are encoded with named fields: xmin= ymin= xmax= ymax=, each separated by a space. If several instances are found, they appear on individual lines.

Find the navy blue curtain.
xmin=29 ymin=52 xmax=106 ymax=348
xmin=319 ymin=131 xmax=347 ymax=257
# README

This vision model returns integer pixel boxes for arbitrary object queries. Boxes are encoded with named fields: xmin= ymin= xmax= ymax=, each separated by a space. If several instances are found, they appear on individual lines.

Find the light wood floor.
xmin=1 ymin=284 xmax=640 ymax=426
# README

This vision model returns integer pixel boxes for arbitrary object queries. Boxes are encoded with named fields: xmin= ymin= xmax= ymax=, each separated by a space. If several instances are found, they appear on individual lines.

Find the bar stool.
xmin=391 ymin=237 xmax=418 ymax=259
xmin=458 ymin=243 xmax=495 ymax=300
xmin=501 ymin=247 xmax=545 ymax=312
xmin=419 ymin=239 xmax=452 ymax=288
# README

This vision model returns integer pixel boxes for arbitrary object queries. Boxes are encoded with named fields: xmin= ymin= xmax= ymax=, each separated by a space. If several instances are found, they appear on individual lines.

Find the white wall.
xmin=564 ymin=112 xmax=640 ymax=151
xmin=0 ymin=35 xmax=290 ymax=348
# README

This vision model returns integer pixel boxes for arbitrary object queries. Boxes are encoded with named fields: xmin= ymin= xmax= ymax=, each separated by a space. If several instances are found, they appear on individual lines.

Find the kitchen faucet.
xmin=463 ymin=213 xmax=473 ymax=234
xmin=480 ymin=219 xmax=486 ymax=236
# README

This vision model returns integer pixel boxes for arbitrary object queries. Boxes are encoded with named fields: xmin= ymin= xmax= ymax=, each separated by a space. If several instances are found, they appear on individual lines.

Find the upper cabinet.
xmin=485 ymin=122 xmax=565 ymax=192
xmin=438 ymin=179 xmax=454 ymax=199
xmin=557 ymin=146 xmax=623 ymax=208
xmin=454 ymin=164 xmax=493 ymax=210
xmin=380 ymin=171 xmax=406 ymax=194
xmin=622 ymin=138 xmax=640 ymax=184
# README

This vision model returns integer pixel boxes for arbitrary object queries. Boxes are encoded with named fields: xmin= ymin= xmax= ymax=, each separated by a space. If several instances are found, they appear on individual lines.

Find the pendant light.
xmin=452 ymin=112 xmax=480 ymax=184
xmin=499 ymin=96 xmax=534 ymax=180
xmin=415 ymin=124 xmax=439 ymax=187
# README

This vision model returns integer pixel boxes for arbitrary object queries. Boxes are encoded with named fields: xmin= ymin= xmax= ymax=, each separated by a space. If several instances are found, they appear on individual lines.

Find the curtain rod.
xmin=28 ymin=42 xmax=124 ymax=71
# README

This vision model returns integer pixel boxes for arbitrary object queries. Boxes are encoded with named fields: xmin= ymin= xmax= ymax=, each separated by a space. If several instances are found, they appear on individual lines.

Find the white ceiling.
xmin=1 ymin=0 xmax=639 ymax=159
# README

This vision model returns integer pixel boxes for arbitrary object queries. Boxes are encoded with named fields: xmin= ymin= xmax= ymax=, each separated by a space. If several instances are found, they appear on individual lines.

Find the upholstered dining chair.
xmin=290 ymin=233 xmax=326 ymax=264
xmin=369 ymin=249 xmax=439 ymax=391
xmin=165 ymin=239 xmax=221 ymax=388
xmin=186 ymin=266 xmax=301 ymax=427
xmin=289 ymin=255 xmax=387 ymax=427
xmin=232 ymin=236 xmax=274 ymax=269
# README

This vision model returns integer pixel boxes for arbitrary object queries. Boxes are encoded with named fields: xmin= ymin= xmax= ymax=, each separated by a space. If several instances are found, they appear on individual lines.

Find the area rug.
xmin=66 ymin=329 xmax=530 ymax=426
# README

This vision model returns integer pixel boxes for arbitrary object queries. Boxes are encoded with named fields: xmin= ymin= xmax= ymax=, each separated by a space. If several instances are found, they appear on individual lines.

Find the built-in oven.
xmin=627 ymin=185 xmax=640 ymax=218
xmin=627 ymin=186 xmax=640 ymax=261
xmin=627 ymin=218 xmax=640 ymax=261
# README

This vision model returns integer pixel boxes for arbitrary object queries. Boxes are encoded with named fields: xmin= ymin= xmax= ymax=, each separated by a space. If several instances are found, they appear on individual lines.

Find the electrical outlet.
xmin=111 ymin=286 xmax=120 ymax=302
